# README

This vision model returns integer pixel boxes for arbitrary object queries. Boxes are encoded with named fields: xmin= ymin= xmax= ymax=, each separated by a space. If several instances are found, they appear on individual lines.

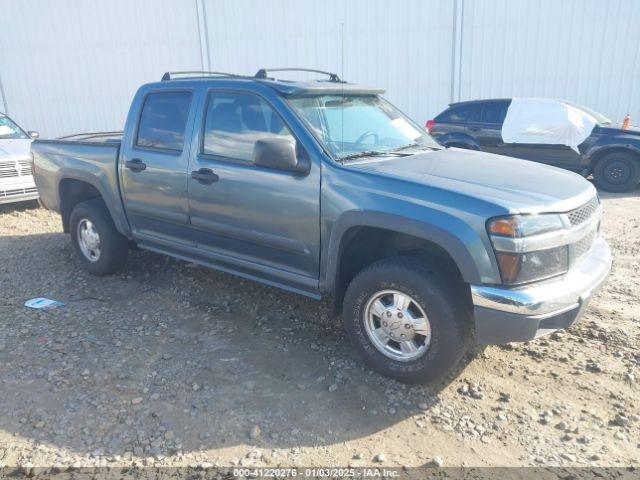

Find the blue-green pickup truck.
xmin=32 ymin=69 xmax=611 ymax=383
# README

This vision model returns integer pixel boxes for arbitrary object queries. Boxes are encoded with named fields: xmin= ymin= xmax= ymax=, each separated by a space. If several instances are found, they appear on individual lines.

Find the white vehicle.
xmin=0 ymin=113 xmax=39 ymax=205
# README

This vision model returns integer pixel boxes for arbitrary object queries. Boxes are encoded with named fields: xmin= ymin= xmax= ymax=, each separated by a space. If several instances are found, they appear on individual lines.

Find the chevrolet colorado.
xmin=32 ymin=69 xmax=612 ymax=383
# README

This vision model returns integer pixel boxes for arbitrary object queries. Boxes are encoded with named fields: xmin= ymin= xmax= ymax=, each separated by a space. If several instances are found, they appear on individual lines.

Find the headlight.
xmin=487 ymin=214 xmax=569 ymax=285
xmin=488 ymin=214 xmax=564 ymax=237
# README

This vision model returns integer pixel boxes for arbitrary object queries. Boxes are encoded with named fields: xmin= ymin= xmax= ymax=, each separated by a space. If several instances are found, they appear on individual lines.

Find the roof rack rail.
xmin=161 ymin=71 xmax=242 ymax=81
xmin=255 ymin=68 xmax=343 ymax=83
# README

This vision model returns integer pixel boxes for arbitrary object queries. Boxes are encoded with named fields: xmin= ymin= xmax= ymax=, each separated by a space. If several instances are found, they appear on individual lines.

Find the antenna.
xmin=341 ymin=22 xmax=345 ymax=158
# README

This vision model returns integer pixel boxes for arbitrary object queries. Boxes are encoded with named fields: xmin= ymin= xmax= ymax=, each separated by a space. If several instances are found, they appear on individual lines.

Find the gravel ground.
xmin=0 ymin=190 xmax=638 ymax=471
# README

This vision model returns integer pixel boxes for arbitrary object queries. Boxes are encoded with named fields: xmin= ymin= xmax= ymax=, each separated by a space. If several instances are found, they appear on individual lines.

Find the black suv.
xmin=427 ymin=98 xmax=640 ymax=192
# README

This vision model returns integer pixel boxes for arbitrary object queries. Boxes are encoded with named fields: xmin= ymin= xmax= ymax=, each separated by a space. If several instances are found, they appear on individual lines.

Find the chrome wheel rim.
xmin=363 ymin=289 xmax=432 ymax=362
xmin=77 ymin=219 xmax=101 ymax=262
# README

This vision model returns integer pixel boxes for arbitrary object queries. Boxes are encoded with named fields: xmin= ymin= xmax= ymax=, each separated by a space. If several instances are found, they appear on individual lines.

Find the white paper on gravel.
xmin=501 ymin=98 xmax=597 ymax=153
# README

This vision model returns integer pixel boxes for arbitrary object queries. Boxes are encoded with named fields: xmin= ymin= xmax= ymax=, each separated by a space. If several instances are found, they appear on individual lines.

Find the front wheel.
xmin=342 ymin=257 xmax=472 ymax=384
xmin=593 ymin=151 xmax=640 ymax=192
xmin=69 ymin=199 xmax=129 ymax=275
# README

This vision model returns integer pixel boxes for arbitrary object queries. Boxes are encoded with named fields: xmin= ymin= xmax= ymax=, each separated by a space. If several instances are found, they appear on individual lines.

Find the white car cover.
xmin=501 ymin=98 xmax=597 ymax=153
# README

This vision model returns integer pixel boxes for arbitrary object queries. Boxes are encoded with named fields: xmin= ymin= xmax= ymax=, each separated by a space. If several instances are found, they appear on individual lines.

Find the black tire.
xmin=593 ymin=151 xmax=640 ymax=192
xmin=342 ymin=257 xmax=472 ymax=384
xmin=69 ymin=199 xmax=128 ymax=275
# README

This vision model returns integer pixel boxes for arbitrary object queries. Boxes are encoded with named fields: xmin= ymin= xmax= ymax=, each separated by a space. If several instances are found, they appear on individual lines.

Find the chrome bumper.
xmin=0 ymin=189 xmax=39 ymax=205
xmin=471 ymin=236 xmax=612 ymax=343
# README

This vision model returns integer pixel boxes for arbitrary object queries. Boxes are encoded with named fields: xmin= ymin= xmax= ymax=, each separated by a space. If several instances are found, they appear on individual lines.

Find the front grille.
xmin=565 ymin=196 xmax=600 ymax=264
xmin=574 ymin=229 xmax=597 ymax=259
xmin=17 ymin=159 xmax=32 ymax=176
xmin=567 ymin=197 xmax=599 ymax=226
xmin=0 ymin=160 xmax=18 ymax=178
xmin=0 ymin=159 xmax=32 ymax=178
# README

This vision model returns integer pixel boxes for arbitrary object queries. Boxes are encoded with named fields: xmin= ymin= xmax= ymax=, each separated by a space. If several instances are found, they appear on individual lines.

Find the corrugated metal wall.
xmin=203 ymin=0 xmax=455 ymax=126
xmin=458 ymin=0 xmax=640 ymax=123
xmin=0 ymin=0 xmax=638 ymax=138
xmin=0 ymin=0 xmax=203 ymax=137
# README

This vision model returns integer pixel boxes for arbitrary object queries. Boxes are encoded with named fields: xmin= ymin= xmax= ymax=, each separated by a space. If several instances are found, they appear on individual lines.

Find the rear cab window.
xmin=136 ymin=91 xmax=192 ymax=152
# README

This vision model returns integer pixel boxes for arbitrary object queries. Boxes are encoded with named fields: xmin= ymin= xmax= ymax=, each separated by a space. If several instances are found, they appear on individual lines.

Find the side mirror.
xmin=28 ymin=131 xmax=40 ymax=139
xmin=253 ymin=137 xmax=309 ymax=174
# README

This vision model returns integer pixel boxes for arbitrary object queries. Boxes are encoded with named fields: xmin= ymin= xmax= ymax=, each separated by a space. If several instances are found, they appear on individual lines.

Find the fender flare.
xmin=585 ymin=142 xmax=640 ymax=170
xmin=322 ymin=210 xmax=484 ymax=293
xmin=56 ymin=168 xmax=132 ymax=237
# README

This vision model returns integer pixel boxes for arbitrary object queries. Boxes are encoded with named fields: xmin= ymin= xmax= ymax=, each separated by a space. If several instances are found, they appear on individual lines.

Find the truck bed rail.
xmin=56 ymin=131 xmax=123 ymax=143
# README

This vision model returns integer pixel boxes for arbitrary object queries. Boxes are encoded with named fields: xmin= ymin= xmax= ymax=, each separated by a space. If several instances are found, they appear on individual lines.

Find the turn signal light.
xmin=495 ymin=252 xmax=520 ymax=284
xmin=488 ymin=218 xmax=518 ymax=237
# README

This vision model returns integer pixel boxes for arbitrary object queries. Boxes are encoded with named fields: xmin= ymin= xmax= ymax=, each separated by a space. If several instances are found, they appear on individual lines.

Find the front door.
xmin=512 ymin=143 xmax=582 ymax=169
xmin=120 ymin=89 xmax=195 ymax=245
xmin=187 ymin=89 xmax=320 ymax=291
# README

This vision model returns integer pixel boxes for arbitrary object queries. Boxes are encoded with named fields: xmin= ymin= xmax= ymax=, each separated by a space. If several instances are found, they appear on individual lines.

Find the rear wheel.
xmin=343 ymin=257 xmax=472 ymax=384
xmin=69 ymin=199 xmax=128 ymax=275
xmin=593 ymin=151 xmax=640 ymax=192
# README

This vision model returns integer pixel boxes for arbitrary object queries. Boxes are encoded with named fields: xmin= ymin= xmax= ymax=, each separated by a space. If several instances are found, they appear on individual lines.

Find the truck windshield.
xmin=0 ymin=114 xmax=28 ymax=139
xmin=561 ymin=100 xmax=612 ymax=125
xmin=287 ymin=95 xmax=439 ymax=160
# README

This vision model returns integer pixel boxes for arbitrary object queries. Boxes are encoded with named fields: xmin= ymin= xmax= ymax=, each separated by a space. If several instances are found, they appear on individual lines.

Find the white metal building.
xmin=1 ymin=0 xmax=638 ymax=138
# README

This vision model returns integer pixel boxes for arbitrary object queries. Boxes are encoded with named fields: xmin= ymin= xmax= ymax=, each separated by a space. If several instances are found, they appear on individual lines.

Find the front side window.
xmin=202 ymin=91 xmax=295 ymax=162
xmin=136 ymin=91 xmax=192 ymax=151
xmin=0 ymin=114 xmax=28 ymax=139
xmin=481 ymin=102 xmax=509 ymax=124
xmin=288 ymin=95 xmax=439 ymax=160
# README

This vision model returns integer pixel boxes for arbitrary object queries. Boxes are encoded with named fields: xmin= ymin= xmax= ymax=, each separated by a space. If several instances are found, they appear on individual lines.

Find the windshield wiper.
xmin=339 ymin=150 xmax=394 ymax=162
xmin=391 ymin=143 xmax=420 ymax=151
xmin=391 ymin=143 xmax=439 ymax=153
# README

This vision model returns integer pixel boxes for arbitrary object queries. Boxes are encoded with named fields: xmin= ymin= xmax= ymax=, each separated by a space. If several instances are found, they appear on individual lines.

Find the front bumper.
xmin=0 ymin=187 xmax=39 ymax=205
xmin=0 ymin=175 xmax=39 ymax=205
xmin=471 ymin=236 xmax=612 ymax=344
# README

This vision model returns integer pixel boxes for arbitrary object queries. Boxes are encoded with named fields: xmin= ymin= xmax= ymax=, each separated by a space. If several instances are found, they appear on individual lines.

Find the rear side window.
xmin=436 ymin=104 xmax=481 ymax=123
xmin=136 ymin=91 xmax=192 ymax=152
xmin=201 ymin=91 xmax=295 ymax=162
xmin=481 ymin=101 xmax=509 ymax=124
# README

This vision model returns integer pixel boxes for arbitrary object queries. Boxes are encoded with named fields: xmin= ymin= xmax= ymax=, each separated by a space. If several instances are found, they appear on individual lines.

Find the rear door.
xmin=470 ymin=100 xmax=519 ymax=157
xmin=120 ymin=89 xmax=195 ymax=245
xmin=433 ymin=103 xmax=481 ymax=145
xmin=186 ymin=89 xmax=321 ymax=291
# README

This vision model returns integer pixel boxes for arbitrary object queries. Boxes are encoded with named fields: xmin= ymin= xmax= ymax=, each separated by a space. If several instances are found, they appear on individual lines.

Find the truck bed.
xmin=32 ymin=133 xmax=130 ymax=236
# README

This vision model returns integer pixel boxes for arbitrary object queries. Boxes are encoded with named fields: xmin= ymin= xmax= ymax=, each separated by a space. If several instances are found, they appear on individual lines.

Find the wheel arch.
xmin=58 ymin=173 xmax=130 ymax=237
xmin=588 ymin=145 xmax=640 ymax=170
xmin=324 ymin=211 xmax=484 ymax=315
xmin=437 ymin=132 xmax=480 ymax=150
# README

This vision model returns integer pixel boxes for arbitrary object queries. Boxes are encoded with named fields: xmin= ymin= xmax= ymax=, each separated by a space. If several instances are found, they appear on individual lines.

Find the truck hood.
xmin=0 ymin=138 xmax=32 ymax=160
xmin=597 ymin=123 xmax=640 ymax=137
xmin=345 ymin=147 xmax=596 ymax=213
